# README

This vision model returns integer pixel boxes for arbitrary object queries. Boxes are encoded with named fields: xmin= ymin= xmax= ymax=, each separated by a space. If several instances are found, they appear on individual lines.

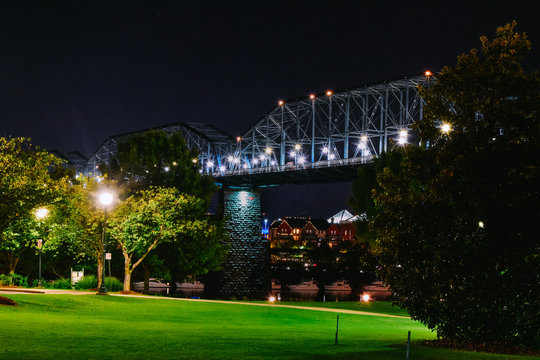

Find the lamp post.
xmin=98 ymin=192 xmax=114 ymax=295
xmin=34 ymin=207 xmax=49 ymax=287
xmin=37 ymin=239 xmax=43 ymax=287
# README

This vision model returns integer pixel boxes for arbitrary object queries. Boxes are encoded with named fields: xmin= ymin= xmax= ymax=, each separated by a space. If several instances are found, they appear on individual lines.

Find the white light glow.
xmin=298 ymin=156 xmax=306 ymax=164
xmin=441 ymin=123 xmax=451 ymax=134
xmin=35 ymin=207 xmax=49 ymax=220
xmin=268 ymin=296 xmax=276 ymax=302
xmin=294 ymin=144 xmax=301 ymax=150
xmin=270 ymin=160 xmax=276 ymax=166
xmin=207 ymin=161 xmax=214 ymax=168
xmin=362 ymin=294 xmax=370 ymax=302
xmin=99 ymin=192 xmax=114 ymax=206
xmin=265 ymin=147 xmax=273 ymax=154
xmin=329 ymin=154 xmax=336 ymax=160
xmin=322 ymin=147 xmax=328 ymax=153
xmin=164 ymin=166 xmax=170 ymax=172
xmin=219 ymin=166 xmax=226 ymax=172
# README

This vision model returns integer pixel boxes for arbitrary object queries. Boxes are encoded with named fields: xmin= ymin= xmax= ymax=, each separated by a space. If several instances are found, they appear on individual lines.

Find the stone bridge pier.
xmin=210 ymin=188 xmax=270 ymax=299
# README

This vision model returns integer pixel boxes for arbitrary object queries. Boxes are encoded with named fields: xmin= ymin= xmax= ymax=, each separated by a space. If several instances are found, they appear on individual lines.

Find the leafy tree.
xmin=108 ymin=187 xmax=224 ymax=291
xmin=104 ymin=130 xmax=215 ymax=200
xmin=0 ymin=137 xmax=69 ymax=274
xmin=351 ymin=22 xmax=540 ymax=350
xmin=101 ymin=130 xmax=225 ymax=289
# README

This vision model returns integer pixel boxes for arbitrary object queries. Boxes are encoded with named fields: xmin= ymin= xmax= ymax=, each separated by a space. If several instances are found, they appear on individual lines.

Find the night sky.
xmin=2 ymin=1 xmax=539 ymax=220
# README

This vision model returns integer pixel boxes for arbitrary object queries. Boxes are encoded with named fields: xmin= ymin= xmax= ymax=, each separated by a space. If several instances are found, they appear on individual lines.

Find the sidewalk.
xmin=0 ymin=287 xmax=94 ymax=295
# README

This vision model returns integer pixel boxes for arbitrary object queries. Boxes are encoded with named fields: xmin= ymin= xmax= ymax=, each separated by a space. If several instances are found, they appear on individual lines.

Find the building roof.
xmin=309 ymin=218 xmax=330 ymax=230
xmin=283 ymin=217 xmax=309 ymax=229
xmin=327 ymin=209 xmax=359 ymax=223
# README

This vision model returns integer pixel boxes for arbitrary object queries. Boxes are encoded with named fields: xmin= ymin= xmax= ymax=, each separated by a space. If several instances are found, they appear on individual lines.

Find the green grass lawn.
xmin=0 ymin=294 xmax=536 ymax=360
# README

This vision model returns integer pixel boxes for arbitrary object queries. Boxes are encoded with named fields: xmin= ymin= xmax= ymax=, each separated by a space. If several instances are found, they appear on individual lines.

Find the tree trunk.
xmin=96 ymin=254 xmax=104 ymax=290
xmin=7 ymin=253 xmax=19 ymax=275
xmin=123 ymin=266 xmax=131 ymax=292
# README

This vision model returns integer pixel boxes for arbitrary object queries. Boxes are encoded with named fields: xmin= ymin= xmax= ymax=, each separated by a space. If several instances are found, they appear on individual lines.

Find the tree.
xmin=107 ymin=187 xmax=223 ymax=291
xmin=101 ymin=130 xmax=225 ymax=289
xmin=0 ymin=137 xmax=69 ymax=274
xmin=351 ymin=22 xmax=540 ymax=350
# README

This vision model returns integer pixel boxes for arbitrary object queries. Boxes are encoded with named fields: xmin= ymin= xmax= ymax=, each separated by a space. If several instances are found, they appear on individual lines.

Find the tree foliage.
xmin=108 ymin=187 xmax=224 ymax=291
xmin=351 ymin=22 xmax=540 ymax=350
xmin=99 ymin=129 xmax=225 ymax=288
xmin=0 ymin=137 xmax=70 ymax=274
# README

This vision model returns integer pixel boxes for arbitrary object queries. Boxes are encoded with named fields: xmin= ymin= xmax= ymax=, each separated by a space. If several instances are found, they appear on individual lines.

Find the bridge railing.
xmin=212 ymin=155 xmax=374 ymax=177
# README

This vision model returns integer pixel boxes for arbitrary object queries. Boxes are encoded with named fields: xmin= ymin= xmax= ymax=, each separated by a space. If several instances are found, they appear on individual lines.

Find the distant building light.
xmin=478 ymin=221 xmax=485 ymax=228
xmin=164 ymin=166 xmax=170 ymax=172
xmin=441 ymin=123 xmax=451 ymax=134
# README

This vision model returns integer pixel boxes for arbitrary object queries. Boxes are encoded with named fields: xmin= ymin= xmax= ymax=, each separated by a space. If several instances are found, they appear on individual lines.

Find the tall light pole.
xmin=34 ymin=207 xmax=49 ymax=287
xmin=98 ymin=191 xmax=114 ymax=295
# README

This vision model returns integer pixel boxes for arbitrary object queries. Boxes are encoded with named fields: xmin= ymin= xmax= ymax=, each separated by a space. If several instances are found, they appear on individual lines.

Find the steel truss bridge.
xmin=85 ymin=74 xmax=434 ymax=187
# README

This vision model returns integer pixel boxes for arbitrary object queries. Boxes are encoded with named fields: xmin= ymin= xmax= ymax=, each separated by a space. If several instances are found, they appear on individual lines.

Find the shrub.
xmin=46 ymin=278 xmax=72 ymax=289
xmin=74 ymin=275 xmax=97 ymax=290
xmin=0 ymin=274 xmax=29 ymax=287
xmin=105 ymin=277 xmax=123 ymax=292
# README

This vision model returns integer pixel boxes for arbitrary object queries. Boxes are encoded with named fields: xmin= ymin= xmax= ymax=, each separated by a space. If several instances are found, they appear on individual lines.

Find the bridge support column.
xmin=215 ymin=188 xmax=270 ymax=299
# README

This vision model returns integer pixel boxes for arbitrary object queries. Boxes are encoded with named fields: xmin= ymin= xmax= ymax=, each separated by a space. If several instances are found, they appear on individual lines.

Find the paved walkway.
xmin=1 ymin=287 xmax=409 ymax=319
xmin=0 ymin=287 xmax=94 ymax=295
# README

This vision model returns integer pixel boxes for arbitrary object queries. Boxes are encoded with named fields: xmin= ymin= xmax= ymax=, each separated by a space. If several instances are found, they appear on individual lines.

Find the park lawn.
xmin=0 ymin=294 xmax=536 ymax=360
xmin=256 ymin=300 xmax=410 ymax=317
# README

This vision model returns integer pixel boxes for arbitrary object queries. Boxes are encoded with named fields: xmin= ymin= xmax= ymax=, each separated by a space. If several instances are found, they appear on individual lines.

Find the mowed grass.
xmin=0 ymin=295 xmax=536 ymax=360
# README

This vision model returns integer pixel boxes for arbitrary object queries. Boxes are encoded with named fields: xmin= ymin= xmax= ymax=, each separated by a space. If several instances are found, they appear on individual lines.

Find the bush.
xmin=45 ymin=278 xmax=72 ymax=289
xmin=105 ymin=277 xmax=123 ymax=292
xmin=74 ymin=275 xmax=97 ymax=290
xmin=0 ymin=274 xmax=29 ymax=287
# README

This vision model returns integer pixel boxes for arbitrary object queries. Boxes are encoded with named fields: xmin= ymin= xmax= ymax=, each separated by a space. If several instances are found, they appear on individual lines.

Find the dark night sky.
xmin=2 ymin=1 xmax=539 ymax=220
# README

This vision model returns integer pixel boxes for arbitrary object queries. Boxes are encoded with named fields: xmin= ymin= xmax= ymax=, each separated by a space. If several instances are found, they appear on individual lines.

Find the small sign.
xmin=105 ymin=253 xmax=112 ymax=260
xmin=37 ymin=239 xmax=43 ymax=249
xmin=71 ymin=269 xmax=84 ymax=284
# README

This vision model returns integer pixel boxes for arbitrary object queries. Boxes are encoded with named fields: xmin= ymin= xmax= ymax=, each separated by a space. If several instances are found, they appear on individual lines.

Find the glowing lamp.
xmin=309 ymin=94 xmax=316 ymax=100
xmin=278 ymin=100 xmax=284 ymax=106
xmin=35 ymin=207 xmax=50 ymax=220
xmin=99 ymin=192 xmax=114 ymax=206
xmin=441 ymin=123 xmax=451 ymax=134
xmin=326 ymin=90 xmax=333 ymax=96
xmin=362 ymin=294 xmax=370 ymax=302
xmin=425 ymin=70 xmax=432 ymax=76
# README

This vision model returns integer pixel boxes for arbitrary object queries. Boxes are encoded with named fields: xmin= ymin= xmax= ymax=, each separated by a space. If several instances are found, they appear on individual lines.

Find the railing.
xmin=212 ymin=155 xmax=373 ymax=177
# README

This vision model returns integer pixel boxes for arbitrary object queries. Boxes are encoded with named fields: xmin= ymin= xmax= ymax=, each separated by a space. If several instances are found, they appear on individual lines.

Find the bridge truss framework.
xmin=84 ymin=74 xmax=434 ymax=183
